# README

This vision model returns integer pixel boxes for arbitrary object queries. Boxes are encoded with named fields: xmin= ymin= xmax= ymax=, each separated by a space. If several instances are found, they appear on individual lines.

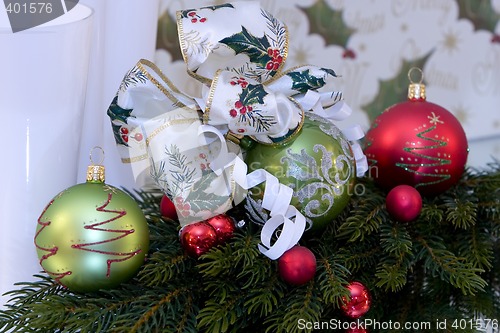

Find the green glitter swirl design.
xmin=395 ymin=125 xmax=451 ymax=188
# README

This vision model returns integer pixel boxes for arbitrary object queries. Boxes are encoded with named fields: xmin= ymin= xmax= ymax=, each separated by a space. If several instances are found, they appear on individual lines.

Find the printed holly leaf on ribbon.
xmin=235 ymin=83 xmax=275 ymax=133
xmin=239 ymin=83 xmax=268 ymax=106
xmin=184 ymin=170 xmax=230 ymax=213
xmin=287 ymin=69 xmax=327 ymax=93
xmin=220 ymin=26 xmax=273 ymax=69
xmin=107 ymin=96 xmax=134 ymax=147
xmin=321 ymin=68 xmax=338 ymax=78
xmin=179 ymin=3 xmax=235 ymax=19
xmin=200 ymin=4 xmax=234 ymax=12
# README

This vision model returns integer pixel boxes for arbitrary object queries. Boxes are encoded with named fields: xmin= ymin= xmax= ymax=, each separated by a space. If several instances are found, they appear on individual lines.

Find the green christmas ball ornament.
xmin=245 ymin=113 xmax=356 ymax=231
xmin=34 ymin=148 xmax=149 ymax=293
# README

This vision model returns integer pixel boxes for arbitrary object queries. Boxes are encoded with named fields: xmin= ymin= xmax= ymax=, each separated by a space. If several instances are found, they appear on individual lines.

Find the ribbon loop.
xmin=177 ymin=2 xmax=288 ymax=84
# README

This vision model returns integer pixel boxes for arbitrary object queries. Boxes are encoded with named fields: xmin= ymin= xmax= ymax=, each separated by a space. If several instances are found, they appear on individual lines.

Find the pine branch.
xmin=379 ymin=222 xmax=413 ymax=257
xmin=243 ymin=273 xmax=285 ymax=318
xmin=415 ymin=236 xmax=487 ymax=295
xmin=316 ymin=253 xmax=350 ymax=307
xmin=336 ymin=200 xmax=387 ymax=242
xmin=1 ymin=163 xmax=499 ymax=332
xmin=454 ymin=221 xmax=494 ymax=270
xmin=263 ymin=281 xmax=322 ymax=333
xmin=443 ymin=197 xmax=477 ymax=229
xmin=197 ymin=296 xmax=244 ymax=333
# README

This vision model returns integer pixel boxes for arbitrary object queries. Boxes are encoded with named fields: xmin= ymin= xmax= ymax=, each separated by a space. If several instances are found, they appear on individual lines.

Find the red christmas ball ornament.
xmin=278 ymin=245 xmax=317 ymax=286
xmin=364 ymin=68 xmax=468 ymax=196
xmin=160 ymin=195 xmax=178 ymax=220
xmin=179 ymin=222 xmax=218 ymax=258
xmin=206 ymin=214 xmax=235 ymax=244
xmin=386 ymin=185 xmax=422 ymax=222
xmin=341 ymin=281 xmax=371 ymax=319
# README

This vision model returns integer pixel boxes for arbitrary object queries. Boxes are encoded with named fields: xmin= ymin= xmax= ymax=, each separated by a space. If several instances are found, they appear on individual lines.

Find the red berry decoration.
xmin=386 ymin=185 xmax=422 ymax=222
xmin=160 ymin=194 xmax=178 ymax=220
xmin=341 ymin=281 xmax=371 ymax=319
xmin=179 ymin=222 xmax=218 ymax=258
xmin=206 ymin=214 xmax=235 ymax=244
xmin=278 ymin=246 xmax=317 ymax=286
xmin=364 ymin=68 xmax=468 ymax=196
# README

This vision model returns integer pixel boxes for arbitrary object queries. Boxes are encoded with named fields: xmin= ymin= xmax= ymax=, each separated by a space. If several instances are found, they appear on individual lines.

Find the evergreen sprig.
xmin=1 ymin=165 xmax=499 ymax=332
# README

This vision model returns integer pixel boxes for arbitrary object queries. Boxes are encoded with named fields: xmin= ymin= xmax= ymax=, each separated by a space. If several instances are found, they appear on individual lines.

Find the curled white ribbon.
xmin=198 ymin=124 xmax=306 ymax=260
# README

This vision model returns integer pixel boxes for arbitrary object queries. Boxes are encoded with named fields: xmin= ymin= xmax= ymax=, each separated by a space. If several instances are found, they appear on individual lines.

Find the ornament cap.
xmin=86 ymin=164 xmax=105 ymax=183
xmin=407 ymin=67 xmax=426 ymax=101
xmin=408 ymin=82 xmax=426 ymax=100
xmin=86 ymin=146 xmax=105 ymax=183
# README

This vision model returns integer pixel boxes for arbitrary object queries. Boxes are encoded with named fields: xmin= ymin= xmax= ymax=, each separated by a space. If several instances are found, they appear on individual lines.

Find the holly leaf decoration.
xmin=220 ymin=26 xmax=273 ymax=69
xmin=300 ymin=0 xmax=354 ymax=47
xmin=107 ymin=96 xmax=134 ymax=147
xmin=456 ymin=0 xmax=500 ymax=32
xmin=179 ymin=3 xmax=235 ymax=19
xmin=184 ymin=170 xmax=230 ymax=212
xmin=362 ymin=52 xmax=432 ymax=122
xmin=200 ymin=4 xmax=234 ymax=12
xmin=239 ymin=83 xmax=268 ymax=106
xmin=287 ymin=69 xmax=327 ymax=93
xmin=321 ymin=68 xmax=338 ymax=78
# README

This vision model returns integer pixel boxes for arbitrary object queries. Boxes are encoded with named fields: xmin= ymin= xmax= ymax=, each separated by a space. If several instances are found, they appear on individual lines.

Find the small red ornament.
xmin=160 ymin=195 xmax=178 ymax=220
xmin=278 ymin=246 xmax=317 ymax=286
xmin=386 ymin=185 xmax=422 ymax=222
xmin=179 ymin=222 xmax=218 ymax=258
xmin=206 ymin=214 xmax=235 ymax=244
xmin=364 ymin=68 xmax=468 ymax=196
xmin=341 ymin=281 xmax=371 ymax=319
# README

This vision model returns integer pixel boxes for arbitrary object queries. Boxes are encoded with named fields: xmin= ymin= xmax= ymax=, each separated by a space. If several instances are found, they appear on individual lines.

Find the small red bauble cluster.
xmin=179 ymin=214 xmax=236 ymax=258
xmin=278 ymin=245 xmax=317 ymax=286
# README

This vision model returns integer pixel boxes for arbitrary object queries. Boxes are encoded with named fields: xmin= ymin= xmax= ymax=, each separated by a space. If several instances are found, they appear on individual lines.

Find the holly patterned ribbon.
xmin=107 ymin=1 xmax=367 ymax=259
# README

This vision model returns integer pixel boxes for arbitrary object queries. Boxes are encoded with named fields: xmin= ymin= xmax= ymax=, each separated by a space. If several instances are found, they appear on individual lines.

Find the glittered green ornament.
xmin=245 ymin=113 xmax=355 ymax=231
xmin=34 ymin=148 xmax=149 ymax=293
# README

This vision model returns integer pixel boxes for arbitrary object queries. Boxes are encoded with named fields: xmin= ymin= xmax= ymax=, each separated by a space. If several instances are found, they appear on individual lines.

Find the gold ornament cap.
xmin=86 ymin=146 xmax=105 ymax=183
xmin=407 ymin=67 xmax=426 ymax=101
